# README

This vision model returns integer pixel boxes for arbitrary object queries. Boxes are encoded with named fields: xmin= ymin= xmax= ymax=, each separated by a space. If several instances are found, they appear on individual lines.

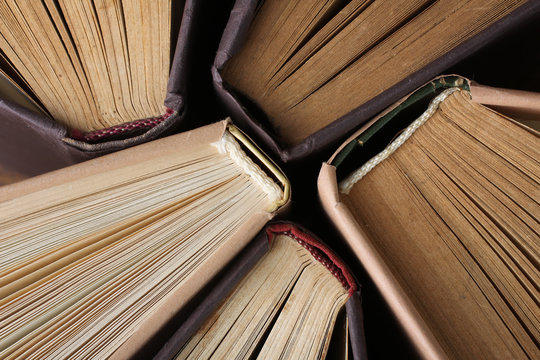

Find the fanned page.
xmin=223 ymin=0 xmax=528 ymax=146
xmin=176 ymin=233 xmax=350 ymax=360
xmin=339 ymin=89 xmax=539 ymax=359
xmin=0 ymin=123 xmax=286 ymax=359
xmin=0 ymin=0 xmax=178 ymax=132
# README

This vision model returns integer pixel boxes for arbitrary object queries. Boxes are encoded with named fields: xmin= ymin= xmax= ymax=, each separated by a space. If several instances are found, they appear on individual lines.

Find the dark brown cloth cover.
xmin=154 ymin=221 xmax=368 ymax=360
xmin=212 ymin=0 xmax=540 ymax=162
xmin=0 ymin=0 xmax=200 ymax=177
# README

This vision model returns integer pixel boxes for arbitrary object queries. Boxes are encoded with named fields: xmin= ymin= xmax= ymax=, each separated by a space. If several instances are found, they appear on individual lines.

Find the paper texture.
xmin=155 ymin=221 xmax=368 ymax=360
xmin=111 ymin=210 xmax=274 ymax=359
xmin=318 ymin=163 xmax=447 ymax=360
xmin=154 ymin=233 xmax=270 ymax=359
xmin=266 ymin=222 xmax=368 ymax=360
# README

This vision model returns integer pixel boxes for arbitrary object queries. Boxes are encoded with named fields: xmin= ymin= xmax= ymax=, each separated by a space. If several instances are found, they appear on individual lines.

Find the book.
xmin=0 ymin=0 xmax=197 ymax=178
xmin=318 ymin=76 xmax=540 ymax=359
xmin=0 ymin=120 xmax=289 ymax=359
xmin=213 ymin=0 xmax=540 ymax=161
xmin=156 ymin=222 xmax=368 ymax=360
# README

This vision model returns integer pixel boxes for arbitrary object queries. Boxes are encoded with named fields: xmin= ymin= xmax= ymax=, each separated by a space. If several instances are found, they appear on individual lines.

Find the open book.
xmin=319 ymin=76 xmax=539 ymax=359
xmin=0 ymin=120 xmax=289 ymax=359
xmin=214 ymin=0 xmax=540 ymax=161
xmin=0 ymin=0 xmax=195 ymax=177
xmin=157 ymin=222 xmax=367 ymax=360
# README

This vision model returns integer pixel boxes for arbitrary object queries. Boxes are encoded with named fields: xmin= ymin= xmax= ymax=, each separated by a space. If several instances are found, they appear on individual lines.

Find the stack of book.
xmin=0 ymin=0 xmax=538 ymax=359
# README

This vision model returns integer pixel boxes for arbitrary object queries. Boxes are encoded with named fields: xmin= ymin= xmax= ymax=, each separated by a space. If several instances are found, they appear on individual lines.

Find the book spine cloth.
xmin=0 ymin=100 xmax=90 ymax=177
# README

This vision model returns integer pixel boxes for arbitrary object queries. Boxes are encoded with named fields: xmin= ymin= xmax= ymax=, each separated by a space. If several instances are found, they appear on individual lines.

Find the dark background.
xmin=183 ymin=1 xmax=540 ymax=359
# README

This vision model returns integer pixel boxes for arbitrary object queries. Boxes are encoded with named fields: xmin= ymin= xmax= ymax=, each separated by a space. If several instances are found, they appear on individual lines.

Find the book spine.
xmin=265 ymin=222 xmax=357 ymax=296
xmin=70 ymin=108 xmax=175 ymax=143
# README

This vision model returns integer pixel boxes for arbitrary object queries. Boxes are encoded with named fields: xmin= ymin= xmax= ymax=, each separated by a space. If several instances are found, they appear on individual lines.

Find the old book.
xmin=0 ymin=0 xmax=196 ymax=177
xmin=0 ymin=120 xmax=289 ymax=359
xmin=318 ymin=76 xmax=540 ymax=359
xmin=213 ymin=0 xmax=540 ymax=161
xmin=157 ymin=222 xmax=367 ymax=360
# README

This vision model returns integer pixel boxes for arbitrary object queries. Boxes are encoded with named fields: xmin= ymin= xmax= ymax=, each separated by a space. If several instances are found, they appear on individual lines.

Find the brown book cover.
xmin=0 ymin=0 xmax=199 ymax=178
xmin=155 ymin=221 xmax=368 ymax=360
xmin=212 ymin=0 xmax=540 ymax=162
xmin=318 ymin=75 xmax=539 ymax=359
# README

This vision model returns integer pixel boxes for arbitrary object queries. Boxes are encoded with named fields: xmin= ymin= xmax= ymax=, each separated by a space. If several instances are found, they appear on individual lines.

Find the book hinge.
xmin=68 ymin=108 xmax=176 ymax=143
xmin=266 ymin=224 xmax=357 ymax=296
xmin=227 ymin=125 xmax=290 ymax=212
xmin=339 ymin=87 xmax=460 ymax=194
